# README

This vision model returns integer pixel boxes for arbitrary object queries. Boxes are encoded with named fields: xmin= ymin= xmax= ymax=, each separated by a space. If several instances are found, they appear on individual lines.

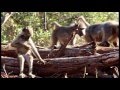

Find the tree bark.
xmin=44 ymin=12 xmax=47 ymax=31
xmin=1 ymin=51 xmax=119 ymax=77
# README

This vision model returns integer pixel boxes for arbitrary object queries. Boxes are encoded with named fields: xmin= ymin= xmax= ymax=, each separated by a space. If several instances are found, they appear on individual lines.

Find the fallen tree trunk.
xmin=1 ymin=42 xmax=119 ymax=58
xmin=1 ymin=51 xmax=119 ymax=77
xmin=1 ymin=42 xmax=96 ymax=58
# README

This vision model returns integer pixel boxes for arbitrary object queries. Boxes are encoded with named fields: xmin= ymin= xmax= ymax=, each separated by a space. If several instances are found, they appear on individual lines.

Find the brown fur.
xmin=84 ymin=21 xmax=119 ymax=47
xmin=11 ymin=27 xmax=45 ymax=78
xmin=50 ymin=16 xmax=89 ymax=47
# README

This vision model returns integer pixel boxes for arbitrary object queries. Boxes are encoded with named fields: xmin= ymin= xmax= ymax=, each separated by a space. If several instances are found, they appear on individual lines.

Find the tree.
xmin=1 ymin=12 xmax=15 ymax=27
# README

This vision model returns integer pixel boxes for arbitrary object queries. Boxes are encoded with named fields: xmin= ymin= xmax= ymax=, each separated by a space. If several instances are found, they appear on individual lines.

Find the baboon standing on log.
xmin=11 ymin=27 xmax=45 ymax=78
xmin=50 ymin=23 xmax=82 ymax=48
xmin=84 ymin=21 xmax=119 ymax=47
xmin=52 ymin=21 xmax=62 ymax=29
xmin=50 ymin=16 xmax=89 ymax=48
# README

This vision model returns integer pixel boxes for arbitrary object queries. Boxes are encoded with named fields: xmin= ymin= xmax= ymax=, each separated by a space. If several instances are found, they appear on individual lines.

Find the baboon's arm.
xmin=28 ymin=38 xmax=45 ymax=63
xmin=11 ymin=37 xmax=30 ymax=49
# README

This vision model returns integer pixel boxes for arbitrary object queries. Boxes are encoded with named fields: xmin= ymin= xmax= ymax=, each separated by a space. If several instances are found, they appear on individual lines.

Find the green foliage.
xmin=1 ymin=12 xmax=119 ymax=47
xmin=33 ymin=29 xmax=51 ymax=47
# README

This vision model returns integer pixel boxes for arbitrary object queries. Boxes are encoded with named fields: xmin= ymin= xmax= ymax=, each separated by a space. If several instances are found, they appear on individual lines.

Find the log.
xmin=96 ymin=46 xmax=119 ymax=54
xmin=1 ymin=42 xmax=99 ymax=58
xmin=1 ymin=42 xmax=96 ymax=58
xmin=1 ymin=51 xmax=119 ymax=77
xmin=1 ymin=44 xmax=119 ymax=59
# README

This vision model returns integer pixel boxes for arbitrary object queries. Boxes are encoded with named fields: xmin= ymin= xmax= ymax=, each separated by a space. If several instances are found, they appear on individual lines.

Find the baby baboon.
xmin=84 ymin=21 xmax=119 ymax=47
xmin=11 ymin=27 xmax=45 ymax=78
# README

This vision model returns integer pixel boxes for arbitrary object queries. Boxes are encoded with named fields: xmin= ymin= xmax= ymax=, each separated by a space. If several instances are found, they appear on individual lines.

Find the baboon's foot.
xmin=113 ymin=42 xmax=118 ymax=47
xmin=49 ymin=45 xmax=58 ymax=49
xmin=29 ymin=73 xmax=36 ymax=78
xmin=19 ymin=73 xmax=26 ymax=78
xmin=98 ymin=42 xmax=110 ymax=47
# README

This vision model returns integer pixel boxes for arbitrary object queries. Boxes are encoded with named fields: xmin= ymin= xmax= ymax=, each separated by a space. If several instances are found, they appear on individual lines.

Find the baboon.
xmin=50 ymin=23 xmax=82 ymax=48
xmin=84 ymin=21 xmax=119 ymax=47
xmin=50 ymin=16 xmax=89 ymax=48
xmin=11 ymin=27 xmax=45 ymax=78
xmin=52 ymin=21 xmax=62 ymax=29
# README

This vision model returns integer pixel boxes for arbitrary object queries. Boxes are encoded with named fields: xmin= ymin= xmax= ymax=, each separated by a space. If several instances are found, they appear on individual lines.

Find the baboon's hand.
xmin=37 ymin=59 xmax=46 ymax=65
xmin=41 ymin=60 xmax=46 ymax=65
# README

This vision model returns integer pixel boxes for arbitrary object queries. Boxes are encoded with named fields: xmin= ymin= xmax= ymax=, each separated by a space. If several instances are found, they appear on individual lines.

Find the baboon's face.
xmin=72 ymin=23 xmax=84 ymax=37
xmin=76 ymin=27 xmax=84 ymax=36
xmin=22 ymin=27 xmax=33 ymax=37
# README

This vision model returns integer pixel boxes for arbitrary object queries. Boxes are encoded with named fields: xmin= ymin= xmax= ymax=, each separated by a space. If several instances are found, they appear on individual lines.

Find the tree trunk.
xmin=1 ymin=42 xmax=119 ymax=58
xmin=1 ymin=12 xmax=14 ymax=27
xmin=1 ymin=42 xmax=96 ymax=58
xmin=44 ymin=12 xmax=47 ymax=31
xmin=1 ymin=51 xmax=119 ymax=77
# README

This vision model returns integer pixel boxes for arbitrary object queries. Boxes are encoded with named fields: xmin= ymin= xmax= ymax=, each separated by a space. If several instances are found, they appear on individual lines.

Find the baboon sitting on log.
xmin=11 ymin=26 xmax=45 ymax=78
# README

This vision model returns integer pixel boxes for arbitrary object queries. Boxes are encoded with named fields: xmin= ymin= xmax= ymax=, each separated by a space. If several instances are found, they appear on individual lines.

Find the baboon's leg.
xmin=112 ymin=38 xmax=118 ymax=47
xmin=84 ymin=34 xmax=93 ymax=43
xmin=18 ymin=54 xmax=26 ymax=78
xmin=64 ymin=73 xmax=68 ymax=78
xmin=25 ymin=54 xmax=36 ymax=78
xmin=113 ymin=41 xmax=118 ymax=47
xmin=48 ymin=32 xmax=58 ymax=57
xmin=83 ymin=66 xmax=86 ymax=78
xmin=2 ymin=64 xmax=8 ymax=78
xmin=99 ymin=41 xmax=110 ymax=47
xmin=99 ymin=30 xmax=110 ymax=47
xmin=69 ymin=36 xmax=77 ymax=46
xmin=69 ymin=39 xmax=74 ymax=45
xmin=95 ymin=67 xmax=98 ymax=78
xmin=50 ymin=34 xmax=58 ymax=48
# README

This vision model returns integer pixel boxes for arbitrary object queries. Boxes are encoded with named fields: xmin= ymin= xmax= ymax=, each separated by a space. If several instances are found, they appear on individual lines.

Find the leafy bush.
xmin=1 ymin=12 xmax=119 ymax=47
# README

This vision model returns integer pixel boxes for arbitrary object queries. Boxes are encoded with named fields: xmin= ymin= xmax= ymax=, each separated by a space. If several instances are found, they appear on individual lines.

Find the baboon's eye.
xmin=76 ymin=29 xmax=78 ymax=31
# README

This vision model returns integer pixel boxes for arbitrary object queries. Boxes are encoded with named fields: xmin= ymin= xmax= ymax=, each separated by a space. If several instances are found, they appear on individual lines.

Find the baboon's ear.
xmin=75 ymin=21 xmax=79 ymax=27
xmin=22 ymin=28 xmax=26 ymax=32
xmin=22 ymin=27 xmax=29 ymax=32
xmin=74 ymin=21 xmax=78 ymax=26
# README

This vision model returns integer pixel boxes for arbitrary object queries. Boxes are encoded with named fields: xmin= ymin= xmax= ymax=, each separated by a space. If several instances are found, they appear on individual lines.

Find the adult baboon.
xmin=50 ymin=16 xmax=89 ymax=48
xmin=52 ymin=21 xmax=62 ymax=29
xmin=84 ymin=21 xmax=119 ymax=47
xmin=50 ymin=23 xmax=85 ymax=48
